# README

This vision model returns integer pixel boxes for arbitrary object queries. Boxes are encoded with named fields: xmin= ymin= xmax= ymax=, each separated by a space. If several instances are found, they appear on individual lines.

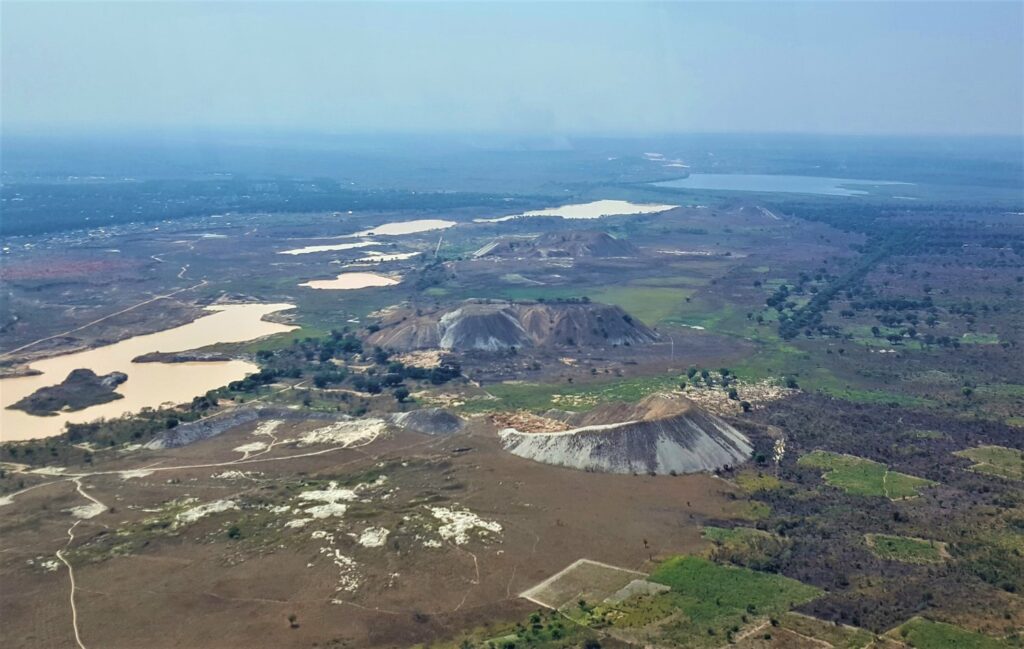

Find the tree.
xmin=394 ymin=387 xmax=410 ymax=403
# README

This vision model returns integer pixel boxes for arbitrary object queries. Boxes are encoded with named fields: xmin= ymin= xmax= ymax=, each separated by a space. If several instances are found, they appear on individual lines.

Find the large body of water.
xmin=0 ymin=303 xmax=296 ymax=441
xmin=651 ymin=173 xmax=910 ymax=196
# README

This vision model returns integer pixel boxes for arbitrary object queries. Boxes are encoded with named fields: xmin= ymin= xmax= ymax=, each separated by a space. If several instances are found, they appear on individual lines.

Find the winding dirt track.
xmin=2 ymin=424 xmax=424 ymax=647
xmin=0 ymin=279 xmax=208 ymax=359
xmin=55 ymin=521 xmax=86 ymax=649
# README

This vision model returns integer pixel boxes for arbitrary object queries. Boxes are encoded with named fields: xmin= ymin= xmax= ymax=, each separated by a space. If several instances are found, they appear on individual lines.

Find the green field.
xmin=797 ymin=450 xmax=936 ymax=499
xmin=647 ymin=556 xmax=820 ymax=609
xmin=889 ymin=617 xmax=1012 ymax=649
xmin=461 ymin=373 xmax=685 ymax=413
xmin=733 ymin=470 xmax=784 ymax=493
xmin=487 ymin=282 xmax=697 ymax=326
xmin=865 ymin=533 xmax=947 ymax=564
xmin=600 ymin=556 xmax=822 ymax=647
xmin=960 ymin=332 xmax=1001 ymax=345
xmin=954 ymin=445 xmax=1024 ymax=481
xmin=703 ymin=526 xmax=787 ymax=568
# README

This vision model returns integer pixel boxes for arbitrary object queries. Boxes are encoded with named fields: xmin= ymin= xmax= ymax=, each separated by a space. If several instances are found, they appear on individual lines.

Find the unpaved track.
xmin=4 ymin=428 xmax=442 ymax=648
xmin=0 ymin=279 xmax=208 ymax=358
xmin=72 ymin=478 xmax=106 ymax=512
xmin=55 ymin=521 xmax=87 ymax=649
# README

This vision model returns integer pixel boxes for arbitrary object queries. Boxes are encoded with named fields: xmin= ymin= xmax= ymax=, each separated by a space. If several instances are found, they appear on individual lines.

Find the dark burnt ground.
xmin=720 ymin=393 xmax=1024 ymax=636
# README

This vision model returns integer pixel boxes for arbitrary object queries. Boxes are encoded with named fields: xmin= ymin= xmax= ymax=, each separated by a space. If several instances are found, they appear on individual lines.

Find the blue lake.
xmin=651 ymin=173 xmax=910 ymax=196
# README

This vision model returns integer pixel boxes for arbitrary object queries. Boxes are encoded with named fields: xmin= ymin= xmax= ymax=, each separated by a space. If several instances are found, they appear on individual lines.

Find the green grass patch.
xmin=799 ymin=367 xmax=934 ymax=407
xmin=890 ymin=617 xmax=1012 ymax=649
xmin=909 ymin=429 xmax=949 ymax=440
xmin=703 ymin=526 xmax=788 ymax=568
xmin=461 ymin=373 xmax=685 ymax=414
xmin=961 ymin=332 xmax=1000 ymax=345
xmin=980 ymin=383 xmax=1024 ymax=397
xmin=486 ymin=282 xmax=697 ymax=326
xmin=669 ymin=299 xmax=746 ymax=333
xmin=734 ymin=500 xmax=772 ymax=521
xmin=954 ymin=445 xmax=1024 ymax=481
xmin=734 ymin=471 xmax=783 ymax=493
xmin=601 ymin=555 xmax=821 ymax=647
xmin=632 ymin=274 xmax=710 ymax=288
xmin=647 ymin=556 xmax=816 ymax=604
xmin=588 ymin=285 xmax=694 ymax=325
xmin=797 ymin=450 xmax=936 ymax=499
xmin=865 ymin=533 xmax=947 ymax=564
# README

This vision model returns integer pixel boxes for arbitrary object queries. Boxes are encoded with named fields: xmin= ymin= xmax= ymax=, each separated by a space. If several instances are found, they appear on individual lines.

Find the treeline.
xmin=1 ymin=179 xmax=547 ymax=236
xmin=775 ymin=239 xmax=893 ymax=340
xmin=767 ymin=207 xmax=1023 ymax=340
xmin=1 ymin=404 xmax=210 ymax=469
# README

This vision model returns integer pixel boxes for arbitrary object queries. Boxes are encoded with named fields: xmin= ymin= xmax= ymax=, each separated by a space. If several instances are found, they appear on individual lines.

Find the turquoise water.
xmin=651 ymin=173 xmax=910 ymax=196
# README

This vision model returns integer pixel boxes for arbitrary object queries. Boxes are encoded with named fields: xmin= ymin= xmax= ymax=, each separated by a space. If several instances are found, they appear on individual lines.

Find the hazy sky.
xmin=3 ymin=1 xmax=1022 ymax=136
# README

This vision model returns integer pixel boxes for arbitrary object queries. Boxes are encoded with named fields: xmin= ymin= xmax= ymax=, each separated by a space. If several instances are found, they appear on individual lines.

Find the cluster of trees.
xmin=680 ymin=367 xmax=755 ymax=406
xmin=536 ymin=296 xmax=592 ymax=304
xmin=227 ymin=368 xmax=292 ymax=393
xmin=0 ymin=403 xmax=209 ymax=468
xmin=240 ymin=329 xmax=463 ymax=404
xmin=759 ymin=199 xmax=1024 ymax=341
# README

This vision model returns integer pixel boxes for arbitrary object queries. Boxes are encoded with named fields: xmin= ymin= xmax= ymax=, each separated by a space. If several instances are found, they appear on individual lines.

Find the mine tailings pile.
xmin=499 ymin=393 xmax=752 ymax=475
xmin=366 ymin=299 xmax=658 ymax=352
xmin=473 ymin=230 xmax=638 ymax=259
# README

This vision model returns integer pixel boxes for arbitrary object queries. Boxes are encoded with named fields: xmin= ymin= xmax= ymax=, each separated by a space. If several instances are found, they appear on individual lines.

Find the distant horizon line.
xmin=4 ymin=127 xmax=1023 ymax=141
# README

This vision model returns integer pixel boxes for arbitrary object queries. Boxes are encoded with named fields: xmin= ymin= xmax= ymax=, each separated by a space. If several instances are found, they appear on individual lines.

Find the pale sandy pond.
xmin=299 ymin=272 xmax=400 ymax=290
xmin=0 ymin=303 xmax=296 ymax=441
xmin=279 ymin=240 xmax=379 ymax=256
xmin=345 ymin=219 xmax=456 ymax=237
xmin=475 ymin=199 xmax=678 ymax=223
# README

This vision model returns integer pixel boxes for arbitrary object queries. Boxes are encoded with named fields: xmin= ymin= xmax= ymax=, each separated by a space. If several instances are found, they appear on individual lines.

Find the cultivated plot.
xmin=797 ymin=450 xmax=936 ymax=499
xmin=954 ymin=445 xmax=1023 ymax=481
xmin=519 ymin=558 xmax=647 ymax=609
